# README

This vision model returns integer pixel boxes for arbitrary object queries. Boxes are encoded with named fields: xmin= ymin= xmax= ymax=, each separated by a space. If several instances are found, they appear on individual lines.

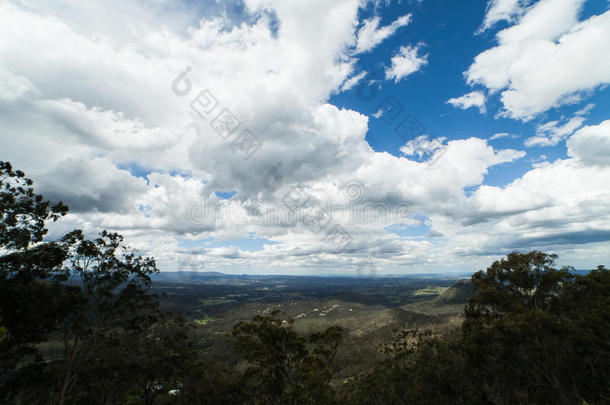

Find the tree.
xmin=0 ymin=163 xmax=170 ymax=405
xmin=51 ymin=230 xmax=160 ymax=405
xmin=72 ymin=316 xmax=195 ymax=405
xmin=345 ymin=251 xmax=609 ymax=405
xmin=0 ymin=161 xmax=69 ymax=402
xmin=465 ymin=251 xmax=573 ymax=320
xmin=462 ymin=251 xmax=609 ymax=404
xmin=551 ymin=265 xmax=610 ymax=403
xmin=0 ymin=161 xmax=68 ymax=257
xmin=232 ymin=311 xmax=343 ymax=405
xmin=342 ymin=329 xmax=479 ymax=405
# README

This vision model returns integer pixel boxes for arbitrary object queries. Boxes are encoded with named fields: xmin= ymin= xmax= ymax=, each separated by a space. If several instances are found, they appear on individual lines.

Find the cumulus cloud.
xmin=0 ymin=0 xmax=446 ymax=272
xmin=567 ymin=120 xmax=610 ymax=167
xmin=454 ymin=157 xmax=610 ymax=251
xmin=447 ymin=91 xmax=487 ymax=113
xmin=1 ymin=0 xmax=608 ymax=273
xmin=385 ymin=45 xmax=428 ymax=82
xmin=467 ymin=0 xmax=610 ymax=120
xmin=420 ymin=119 xmax=610 ymax=265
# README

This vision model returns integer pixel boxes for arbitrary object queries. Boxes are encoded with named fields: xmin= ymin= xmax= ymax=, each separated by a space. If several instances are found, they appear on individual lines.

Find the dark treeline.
xmin=1 ymin=161 xmax=608 ymax=405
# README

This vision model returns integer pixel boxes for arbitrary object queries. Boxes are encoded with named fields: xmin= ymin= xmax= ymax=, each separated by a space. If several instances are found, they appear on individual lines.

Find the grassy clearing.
xmin=413 ymin=286 xmax=449 ymax=297
xmin=194 ymin=316 xmax=215 ymax=325
xmin=198 ymin=298 xmax=230 ymax=306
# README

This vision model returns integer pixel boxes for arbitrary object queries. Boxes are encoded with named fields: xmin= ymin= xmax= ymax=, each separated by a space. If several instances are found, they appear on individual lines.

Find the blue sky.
xmin=1 ymin=0 xmax=609 ymax=275
xmin=331 ymin=0 xmax=609 ymax=188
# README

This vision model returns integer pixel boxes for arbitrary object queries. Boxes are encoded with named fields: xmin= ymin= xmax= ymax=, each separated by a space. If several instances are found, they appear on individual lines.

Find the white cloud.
xmin=1 ymin=0 xmax=609 ymax=273
xmin=399 ymin=135 xmax=446 ymax=160
xmin=575 ymin=103 xmax=595 ymax=116
xmin=424 ymin=120 xmax=610 ymax=266
xmin=490 ymin=132 xmax=515 ymax=140
xmin=478 ymin=0 xmax=531 ymax=32
xmin=37 ymin=158 xmax=148 ymax=214
xmin=447 ymin=91 xmax=487 ymax=113
xmin=340 ymin=71 xmax=367 ymax=92
xmin=385 ymin=45 xmax=428 ymax=82
xmin=354 ymin=14 xmax=411 ymax=54
xmin=525 ymin=115 xmax=585 ymax=147
xmin=0 ymin=68 xmax=37 ymax=101
xmin=454 ymin=157 xmax=610 ymax=252
xmin=567 ymin=120 xmax=610 ymax=167
xmin=372 ymin=109 xmax=383 ymax=118
xmin=467 ymin=0 xmax=610 ymax=120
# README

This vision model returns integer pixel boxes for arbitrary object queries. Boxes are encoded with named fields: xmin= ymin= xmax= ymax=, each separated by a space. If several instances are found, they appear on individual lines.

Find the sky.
xmin=1 ymin=0 xmax=609 ymax=275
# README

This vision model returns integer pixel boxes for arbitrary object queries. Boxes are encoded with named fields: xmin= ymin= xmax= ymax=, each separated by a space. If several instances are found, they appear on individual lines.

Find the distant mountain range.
xmin=153 ymin=271 xmax=475 ymax=280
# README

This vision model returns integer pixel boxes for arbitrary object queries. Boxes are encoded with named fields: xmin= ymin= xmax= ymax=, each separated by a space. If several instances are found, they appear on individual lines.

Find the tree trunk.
xmin=58 ymin=334 xmax=80 ymax=405
xmin=58 ymin=372 xmax=70 ymax=405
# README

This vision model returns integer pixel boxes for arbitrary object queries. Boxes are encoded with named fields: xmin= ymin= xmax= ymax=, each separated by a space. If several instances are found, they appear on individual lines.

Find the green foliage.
xmin=0 ymin=162 xmax=173 ymax=405
xmin=461 ymin=252 xmax=609 ymax=404
xmin=0 ymin=161 xmax=67 ymax=255
xmin=0 ymin=163 xmax=72 ymax=403
xmin=232 ymin=310 xmax=343 ymax=405
xmin=345 ymin=251 xmax=609 ymax=405
xmin=342 ymin=329 xmax=479 ymax=405
xmin=465 ymin=251 xmax=572 ymax=319
xmin=49 ymin=230 xmax=162 ymax=405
